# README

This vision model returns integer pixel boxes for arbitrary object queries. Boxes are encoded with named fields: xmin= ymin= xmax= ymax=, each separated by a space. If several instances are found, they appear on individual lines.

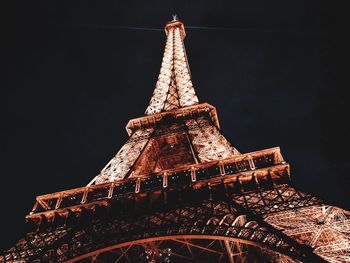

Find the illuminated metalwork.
xmin=185 ymin=116 xmax=240 ymax=161
xmin=145 ymin=19 xmax=199 ymax=116
xmin=264 ymin=206 xmax=350 ymax=263
xmin=1 ymin=17 xmax=349 ymax=263
xmin=0 ymin=181 xmax=325 ymax=262
xmin=92 ymin=128 xmax=154 ymax=184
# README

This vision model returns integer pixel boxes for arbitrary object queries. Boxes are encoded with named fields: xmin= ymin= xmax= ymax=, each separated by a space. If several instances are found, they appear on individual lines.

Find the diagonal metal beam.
xmin=170 ymin=239 xmax=224 ymax=255
xmin=115 ymin=245 xmax=132 ymax=263
xmin=224 ymin=240 xmax=234 ymax=263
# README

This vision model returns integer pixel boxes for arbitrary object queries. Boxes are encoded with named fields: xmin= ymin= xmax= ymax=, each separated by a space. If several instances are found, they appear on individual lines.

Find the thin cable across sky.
xmin=75 ymin=24 xmax=317 ymax=36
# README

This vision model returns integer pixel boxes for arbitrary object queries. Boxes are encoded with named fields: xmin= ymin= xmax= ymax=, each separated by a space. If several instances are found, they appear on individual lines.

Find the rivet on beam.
xmin=81 ymin=189 xmax=88 ymax=204
xmin=135 ymin=178 xmax=141 ymax=193
xmin=248 ymin=155 xmax=256 ymax=170
xmin=218 ymin=162 xmax=225 ymax=175
xmin=108 ymin=183 xmax=114 ymax=199
xmin=191 ymin=167 xmax=196 ymax=182
xmin=163 ymin=172 xmax=168 ymax=188
xmin=55 ymin=194 xmax=63 ymax=210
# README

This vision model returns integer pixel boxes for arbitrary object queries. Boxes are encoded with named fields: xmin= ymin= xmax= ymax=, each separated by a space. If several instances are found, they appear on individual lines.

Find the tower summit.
xmin=145 ymin=17 xmax=199 ymax=115
xmin=1 ymin=18 xmax=349 ymax=263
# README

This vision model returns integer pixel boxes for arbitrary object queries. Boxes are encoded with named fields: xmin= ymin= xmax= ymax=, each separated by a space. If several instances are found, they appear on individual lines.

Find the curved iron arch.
xmin=5 ymin=185 xmax=326 ymax=263
xmin=28 ymin=209 xmax=321 ymax=262
xmin=66 ymin=234 xmax=297 ymax=262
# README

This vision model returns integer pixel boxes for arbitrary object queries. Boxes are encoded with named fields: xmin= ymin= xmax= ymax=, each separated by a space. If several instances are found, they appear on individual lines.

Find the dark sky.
xmin=1 ymin=0 xmax=349 ymax=251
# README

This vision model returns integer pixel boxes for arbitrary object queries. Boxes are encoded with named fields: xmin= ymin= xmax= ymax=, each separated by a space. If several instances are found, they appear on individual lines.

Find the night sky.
xmin=2 ymin=1 xmax=349 ymax=251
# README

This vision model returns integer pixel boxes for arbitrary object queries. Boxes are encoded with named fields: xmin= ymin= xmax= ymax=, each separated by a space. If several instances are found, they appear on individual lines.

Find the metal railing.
xmin=30 ymin=147 xmax=287 ymax=217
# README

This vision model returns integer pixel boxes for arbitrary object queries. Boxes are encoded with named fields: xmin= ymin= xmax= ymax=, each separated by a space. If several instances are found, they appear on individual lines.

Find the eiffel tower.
xmin=2 ymin=17 xmax=350 ymax=263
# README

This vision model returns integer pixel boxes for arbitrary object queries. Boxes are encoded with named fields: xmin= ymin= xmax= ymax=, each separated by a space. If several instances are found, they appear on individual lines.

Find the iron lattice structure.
xmin=2 ymin=18 xmax=350 ymax=263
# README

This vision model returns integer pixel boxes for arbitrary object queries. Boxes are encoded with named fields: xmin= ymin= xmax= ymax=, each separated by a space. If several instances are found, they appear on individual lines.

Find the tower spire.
xmin=145 ymin=18 xmax=199 ymax=115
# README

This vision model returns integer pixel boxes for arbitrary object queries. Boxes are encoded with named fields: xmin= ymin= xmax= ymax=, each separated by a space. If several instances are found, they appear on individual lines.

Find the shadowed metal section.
xmin=0 ymin=182 xmax=325 ymax=262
